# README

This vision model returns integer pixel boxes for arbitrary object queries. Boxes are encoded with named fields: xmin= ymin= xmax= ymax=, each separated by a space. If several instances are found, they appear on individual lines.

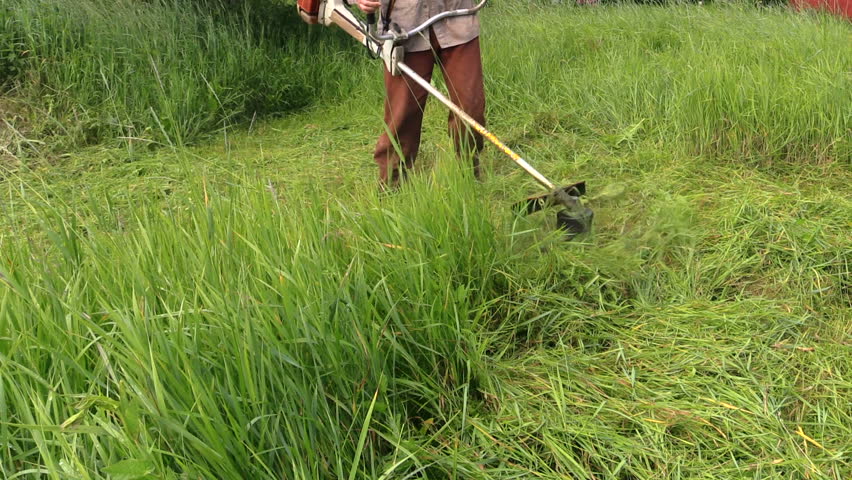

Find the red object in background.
xmin=791 ymin=0 xmax=852 ymax=19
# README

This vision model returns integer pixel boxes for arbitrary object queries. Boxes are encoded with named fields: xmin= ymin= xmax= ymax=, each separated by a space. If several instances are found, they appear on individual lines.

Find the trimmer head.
xmin=513 ymin=181 xmax=593 ymax=240
xmin=556 ymin=206 xmax=593 ymax=240
xmin=514 ymin=181 xmax=586 ymax=215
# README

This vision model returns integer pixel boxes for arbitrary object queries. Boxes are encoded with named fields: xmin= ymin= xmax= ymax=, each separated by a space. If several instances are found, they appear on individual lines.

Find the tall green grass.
xmin=482 ymin=2 xmax=851 ymax=164
xmin=3 ymin=1 xmax=849 ymax=161
xmin=0 ymin=0 xmax=372 ymax=149
xmin=0 ymin=165 xmax=505 ymax=478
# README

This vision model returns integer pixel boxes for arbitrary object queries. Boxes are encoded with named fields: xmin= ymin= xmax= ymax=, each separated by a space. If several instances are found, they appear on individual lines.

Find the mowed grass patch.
xmin=471 ymin=300 xmax=849 ymax=478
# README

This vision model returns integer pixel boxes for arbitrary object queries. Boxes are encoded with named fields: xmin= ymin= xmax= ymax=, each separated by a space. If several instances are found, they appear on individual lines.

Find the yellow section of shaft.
xmin=397 ymin=62 xmax=555 ymax=191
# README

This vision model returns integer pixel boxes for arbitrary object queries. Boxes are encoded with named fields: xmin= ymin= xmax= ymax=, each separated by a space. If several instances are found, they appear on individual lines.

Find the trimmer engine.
xmin=297 ymin=0 xmax=320 ymax=24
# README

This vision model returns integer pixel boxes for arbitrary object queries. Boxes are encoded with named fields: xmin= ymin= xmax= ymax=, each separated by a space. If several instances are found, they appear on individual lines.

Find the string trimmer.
xmin=297 ymin=0 xmax=593 ymax=238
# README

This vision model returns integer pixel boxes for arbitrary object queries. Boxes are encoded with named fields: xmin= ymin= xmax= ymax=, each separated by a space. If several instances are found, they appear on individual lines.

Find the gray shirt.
xmin=380 ymin=0 xmax=481 ymax=52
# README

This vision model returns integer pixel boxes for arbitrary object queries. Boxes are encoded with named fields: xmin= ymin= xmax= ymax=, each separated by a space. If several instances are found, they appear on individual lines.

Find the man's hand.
xmin=356 ymin=0 xmax=381 ymax=14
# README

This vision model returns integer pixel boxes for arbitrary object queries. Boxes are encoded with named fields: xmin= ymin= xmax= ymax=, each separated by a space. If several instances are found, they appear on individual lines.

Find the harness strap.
xmin=382 ymin=0 xmax=397 ymax=32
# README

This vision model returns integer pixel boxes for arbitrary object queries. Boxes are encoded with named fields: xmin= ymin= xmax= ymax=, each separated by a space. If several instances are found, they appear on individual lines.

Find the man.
xmin=356 ymin=0 xmax=486 ymax=189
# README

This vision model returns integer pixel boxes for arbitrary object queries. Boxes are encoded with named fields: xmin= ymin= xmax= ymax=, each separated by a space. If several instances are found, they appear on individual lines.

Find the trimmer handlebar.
xmin=299 ymin=0 xmax=487 ymax=47
xmin=370 ymin=0 xmax=488 ymax=42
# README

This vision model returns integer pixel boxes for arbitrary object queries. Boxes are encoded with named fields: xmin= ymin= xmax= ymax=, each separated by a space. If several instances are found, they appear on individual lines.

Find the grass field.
xmin=1 ymin=1 xmax=850 ymax=479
